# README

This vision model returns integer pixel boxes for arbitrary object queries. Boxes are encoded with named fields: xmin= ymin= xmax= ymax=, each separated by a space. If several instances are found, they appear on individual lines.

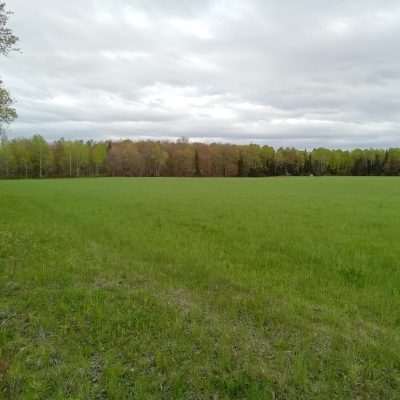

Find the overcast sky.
xmin=2 ymin=0 xmax=400 ymax=148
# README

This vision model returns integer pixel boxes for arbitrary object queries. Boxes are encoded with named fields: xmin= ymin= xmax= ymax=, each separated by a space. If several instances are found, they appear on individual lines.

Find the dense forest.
xmin=0 ymin=134 xmax=400 ymax=178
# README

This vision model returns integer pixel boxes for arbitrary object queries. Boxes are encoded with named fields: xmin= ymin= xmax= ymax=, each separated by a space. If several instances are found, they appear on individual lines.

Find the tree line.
xmin=1 ymin=134 xmax=400 ymax=178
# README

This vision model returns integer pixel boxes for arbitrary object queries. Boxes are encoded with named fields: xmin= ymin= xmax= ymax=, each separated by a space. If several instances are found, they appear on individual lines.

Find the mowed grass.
xmin=1 ymin=177 xmax=400 ymax=399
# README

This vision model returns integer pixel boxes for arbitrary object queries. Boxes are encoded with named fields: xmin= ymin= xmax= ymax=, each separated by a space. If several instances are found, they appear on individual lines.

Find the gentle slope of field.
xmin=1 ymin=177 xmax=400 ymax=399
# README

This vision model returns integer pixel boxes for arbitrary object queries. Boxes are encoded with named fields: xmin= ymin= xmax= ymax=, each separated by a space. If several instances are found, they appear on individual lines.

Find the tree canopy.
xmin=0 ymin=2 xmax=18 ymax=55
xmin=0 ymin=2 xmax=18 ymax=126
xmin=1 ymin=136 xmax=399 ymax=178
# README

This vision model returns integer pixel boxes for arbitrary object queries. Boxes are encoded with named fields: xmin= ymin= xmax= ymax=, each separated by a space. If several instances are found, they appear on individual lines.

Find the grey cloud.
xmin=2 ymin=0 xmax=400 ymax=148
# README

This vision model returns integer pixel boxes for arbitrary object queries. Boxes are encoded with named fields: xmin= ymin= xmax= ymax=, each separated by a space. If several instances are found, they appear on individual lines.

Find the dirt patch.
xmin=0 ymin=359 xmax=10 ymax=379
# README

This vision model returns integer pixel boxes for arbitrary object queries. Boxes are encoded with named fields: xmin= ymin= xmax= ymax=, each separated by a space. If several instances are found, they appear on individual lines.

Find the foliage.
xmin=0 ymin=84 xmax=16 ymax=124
xmin=0 ymin=2 xmax=18 ymax=55
xmin=0 ymin=2 xmax=18 ymax=126
xmin=1 ymin=136 xmax=400 ymax=178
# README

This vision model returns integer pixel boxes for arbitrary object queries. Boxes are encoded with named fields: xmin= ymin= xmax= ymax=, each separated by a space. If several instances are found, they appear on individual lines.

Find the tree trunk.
xmin=39 ymin=146 xmax=42 ymax=178
xmin=69 ymin=153 xmax=72 ymax=177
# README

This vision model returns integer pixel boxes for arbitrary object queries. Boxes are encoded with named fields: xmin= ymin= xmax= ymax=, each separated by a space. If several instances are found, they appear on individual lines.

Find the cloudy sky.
xmin=2 ymin=0 xmax=400 ymax=148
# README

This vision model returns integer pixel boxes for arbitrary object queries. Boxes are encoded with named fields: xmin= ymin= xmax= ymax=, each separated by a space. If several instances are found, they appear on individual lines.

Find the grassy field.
xmin=1 ymin=177 xmax=400 ymax=399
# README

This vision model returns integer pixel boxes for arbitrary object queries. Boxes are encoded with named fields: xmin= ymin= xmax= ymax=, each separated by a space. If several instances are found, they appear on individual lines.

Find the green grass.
xmin=1 ymin=177 xmax=400 ymax=399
